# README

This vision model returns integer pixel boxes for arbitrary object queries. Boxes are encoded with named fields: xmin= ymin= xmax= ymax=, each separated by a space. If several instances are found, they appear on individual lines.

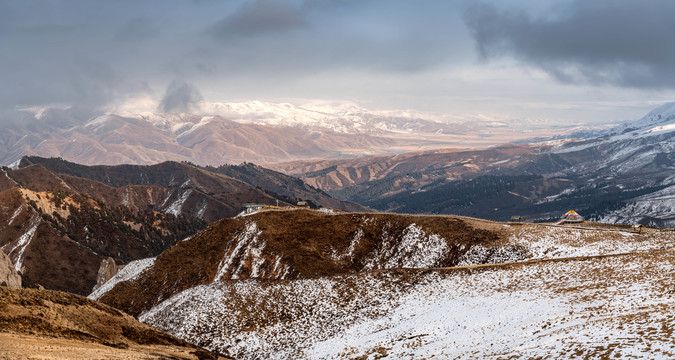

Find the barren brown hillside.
xmin=0 ymin=287 xmax=228 ymax=359
xmin=0 ymin=185 xmax=203 ymax=295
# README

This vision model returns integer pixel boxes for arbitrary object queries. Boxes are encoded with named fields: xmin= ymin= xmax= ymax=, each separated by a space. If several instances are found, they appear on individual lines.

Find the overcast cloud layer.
xmin=1 ymin=0 xmax=675 ymax=124
xmin=465 ymin=0 xmax=675 ymax=88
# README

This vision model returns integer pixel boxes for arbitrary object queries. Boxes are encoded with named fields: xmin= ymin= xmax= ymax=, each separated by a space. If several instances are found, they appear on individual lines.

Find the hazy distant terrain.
xmin=274 ymin=103 xmax=675 ymax=226
xmin=0 ymin=102 xmax=585 ymax=167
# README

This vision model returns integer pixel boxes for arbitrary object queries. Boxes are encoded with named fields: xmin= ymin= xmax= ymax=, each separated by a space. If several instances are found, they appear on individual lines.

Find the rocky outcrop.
xmin=93 ymin=257 xmax=120 ymax=292
xmin=0 ymin=250 xmax=21 ymax=288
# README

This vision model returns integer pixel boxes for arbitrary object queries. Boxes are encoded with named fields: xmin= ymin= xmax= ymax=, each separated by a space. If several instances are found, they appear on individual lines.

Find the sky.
xmin=2 ymin=0 xmax=675 ymax=125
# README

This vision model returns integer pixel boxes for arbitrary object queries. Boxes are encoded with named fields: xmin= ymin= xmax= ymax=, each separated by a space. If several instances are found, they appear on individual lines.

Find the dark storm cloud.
xmin=158 ymin=81 xmax=203 ymax=113
xmin=202 ymin=0 xmax=467 ymax=74
xmin=2 ymin=0 xmax=464 ymax=112
xmin=464 ymin=0 xmax=675 ymax=88
xmin=209 ymin=0 xmax=306 ymax=38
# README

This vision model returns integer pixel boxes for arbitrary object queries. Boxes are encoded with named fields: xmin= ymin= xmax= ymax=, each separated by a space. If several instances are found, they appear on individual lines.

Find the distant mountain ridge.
xmin=274 ymin=102 xmax=675 ymax=226
xmin=1 ymin=101 xmax=582 ymax=167
xmin=17 ymin=156 xmax=368 ymax=216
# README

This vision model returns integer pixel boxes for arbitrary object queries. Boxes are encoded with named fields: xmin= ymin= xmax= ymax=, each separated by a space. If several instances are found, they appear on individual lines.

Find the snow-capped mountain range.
xmin=1 ymin=100 xmax=585 ymax=167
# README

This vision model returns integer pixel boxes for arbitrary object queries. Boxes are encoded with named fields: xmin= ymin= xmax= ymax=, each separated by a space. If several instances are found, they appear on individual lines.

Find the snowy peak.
xmin=132 ymin=100 xmax=460 ymax=136
xmin=610 ymin=101 xmax=675 ymax=135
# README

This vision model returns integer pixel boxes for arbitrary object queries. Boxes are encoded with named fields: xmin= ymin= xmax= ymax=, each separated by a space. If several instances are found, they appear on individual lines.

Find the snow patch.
xmin=88 ymin=257 xmax=156 ymax=300
xmin=331 ymin=229 xmax=363 ymax=262
xmin=2 ymin=215 xmax=41 ymax=272
xmin=165 ymin=189 xmax=192 ymax=216
xmin=141 ymin=251 xmax=675 ymax=359
xmin=8 ymin=159 xmax=21 ymax=170
xmin=365 ymin=223 xmax=449 ymax=269
xmin=317 ymin=208 xmax=339 ymax=215
xmin=7 ymin=205 xmax=23 ymax=226
xmin=213 ymin=221 xmax=288 ymax=281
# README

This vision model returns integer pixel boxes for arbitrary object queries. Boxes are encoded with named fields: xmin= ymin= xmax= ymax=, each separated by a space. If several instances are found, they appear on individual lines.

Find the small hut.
xmin=560 ymin=210 xmax=584 ymax=223
xmin=242 ymin=203 xmax=265 ymax=211
xmin=507 ymin=216 xmax=524 ymax=225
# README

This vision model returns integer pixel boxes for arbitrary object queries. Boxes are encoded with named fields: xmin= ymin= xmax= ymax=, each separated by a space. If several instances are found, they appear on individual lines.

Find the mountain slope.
xmin=0 ymin=107 xmax=435 ymax=167
xmin=97 ymin=210 xmax=501 ymax=317
xmin=0 ymin=185 xmax=202 ymax=295
xmin=1 ymin=157 xmax=365 ymax=295
xmin=140 ymin=250 xmax=675 ymax=359
xmin=206 ymin=162 xmax=369 ymax=212
xmin=19 ymin=156 xmax=367 ymax=216
xmin=95 ymin=209 xmax=675 ymax=359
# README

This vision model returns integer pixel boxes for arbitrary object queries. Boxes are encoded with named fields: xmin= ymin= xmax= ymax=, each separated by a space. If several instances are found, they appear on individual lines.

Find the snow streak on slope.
xmin=140 ymin=250 xmax=675 ymax=359
xmin=214 ymin=221 xmax=289 ymax=281
xmin=2 ymin=215 xmax=41 ymax=272
xmin=364 ymin=223 xmax=449 ymax=269
xmin=597 ymin=185 xmax=675 ymax=226
xmin=88 ymin=257 xmax=155 ymax=300
xmin=164 ymin=189 xmax=192 ymax=217
xmin=6 ymin=205 xmax=23 ymax=226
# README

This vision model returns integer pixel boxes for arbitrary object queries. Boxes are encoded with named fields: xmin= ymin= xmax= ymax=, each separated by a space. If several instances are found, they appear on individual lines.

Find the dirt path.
xmin=433 ymin=248 xmax=673 ymax=271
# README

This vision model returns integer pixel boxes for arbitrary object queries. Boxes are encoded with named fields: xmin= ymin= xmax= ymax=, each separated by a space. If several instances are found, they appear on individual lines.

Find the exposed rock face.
xmin=93 ymin=257 xmax=119 ymax=292
xmin=0 ymin=250 xmax=21 ymax=288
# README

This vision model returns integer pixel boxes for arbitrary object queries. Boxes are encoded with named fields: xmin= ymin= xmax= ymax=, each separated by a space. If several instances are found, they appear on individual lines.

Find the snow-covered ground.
xmin=140 ymin=249 xmax=675 ymax=359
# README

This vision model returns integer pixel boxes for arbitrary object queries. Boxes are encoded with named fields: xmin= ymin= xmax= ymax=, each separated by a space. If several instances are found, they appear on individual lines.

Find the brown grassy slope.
xmin=0 ymin=169 xmax=19 ymax=192
xmin=7 ymin=164 xmax=74 ymax=193
xmin=208 ymin=162 xmax=370 ymax=212
xmin=100 ymin=210 xmax=503 ymax=316
xmin=16 ymin=157 xmax=296 ymax=220
xmin=0 ymin=287 xmax=228 ymax=359
xmin=0 ymin=186 xmax=204 ymax=295
xmin=0 ymin=188 xmax=104 ymax=294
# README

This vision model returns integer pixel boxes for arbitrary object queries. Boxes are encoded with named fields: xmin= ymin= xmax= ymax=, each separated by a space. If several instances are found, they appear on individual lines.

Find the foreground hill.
xmin=94 ymin=209 xmax=675 ymax=359
xmin=274 ymin=103 xmax=675 ymax=226
xmin=0 ymin=287 xmax=227 ymax=359
xmin=96 ymin=209 xmax=501 ymax=316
